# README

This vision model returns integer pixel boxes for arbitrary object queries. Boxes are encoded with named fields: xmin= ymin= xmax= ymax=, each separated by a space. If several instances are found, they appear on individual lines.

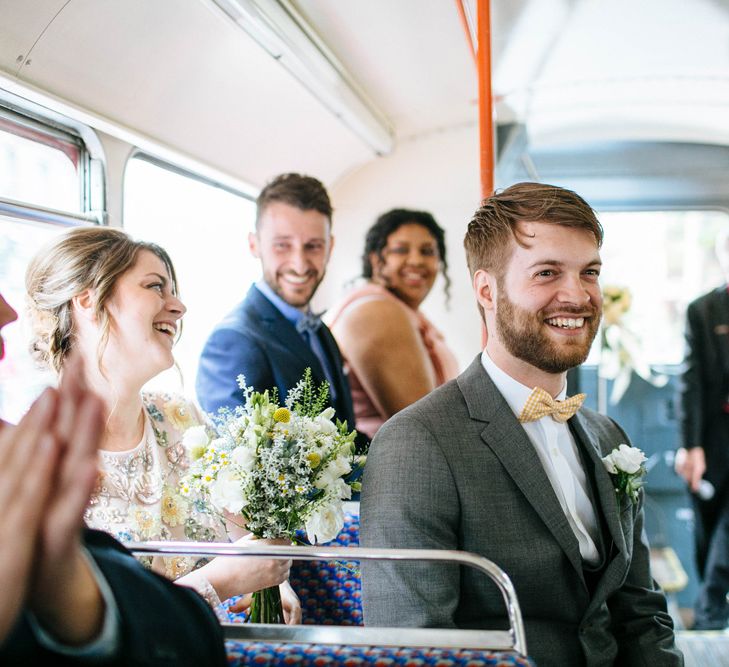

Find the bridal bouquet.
xmin=179 ymin=369 xmax=361 ymax=623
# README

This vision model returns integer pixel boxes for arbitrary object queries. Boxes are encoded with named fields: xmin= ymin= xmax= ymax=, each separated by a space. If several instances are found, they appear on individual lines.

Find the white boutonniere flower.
xmin=601 ymin=444 xmax=647 ymax=504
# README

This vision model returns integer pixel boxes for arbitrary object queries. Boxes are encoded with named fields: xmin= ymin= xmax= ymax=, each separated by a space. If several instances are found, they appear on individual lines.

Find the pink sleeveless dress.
xmin=327 ymin=283 xmax=458 ymax=440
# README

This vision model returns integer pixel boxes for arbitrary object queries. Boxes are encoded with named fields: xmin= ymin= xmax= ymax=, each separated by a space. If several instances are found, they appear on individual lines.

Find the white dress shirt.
xmin=481 ymin=351 xmax=601 ymax=565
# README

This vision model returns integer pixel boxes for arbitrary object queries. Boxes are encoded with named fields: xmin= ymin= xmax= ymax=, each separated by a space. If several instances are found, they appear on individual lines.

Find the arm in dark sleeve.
xmin=608 ymin=492 xmax=683 ymax=665
xmin=85 ymin=530 xmax=227 ymax=667
xmin=360 ymin=412 xmax=460 ymax=628
xmin=0 ymin=531 xmax=227 ymax=667
xmin=196 ymin=327 xmax=274 ymax=414
xmin=680 ymin=301 xmax=707 ymax=449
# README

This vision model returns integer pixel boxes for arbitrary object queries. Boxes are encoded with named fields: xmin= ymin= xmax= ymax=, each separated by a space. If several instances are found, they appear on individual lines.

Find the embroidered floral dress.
xmin=85 ymin=392 xmax=227 ymax=607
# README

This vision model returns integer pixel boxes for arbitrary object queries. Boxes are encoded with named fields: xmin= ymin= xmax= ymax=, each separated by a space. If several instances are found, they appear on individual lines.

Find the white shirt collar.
xmin=480 ymin=350 xmax=600 ymax=564
xmin=480 ymin=349 xmax=566 ymax=418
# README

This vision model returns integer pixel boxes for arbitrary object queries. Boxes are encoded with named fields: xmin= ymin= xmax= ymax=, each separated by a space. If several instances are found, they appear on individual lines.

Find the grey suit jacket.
xmin=360 ymin=356 xmax=682 ymax=667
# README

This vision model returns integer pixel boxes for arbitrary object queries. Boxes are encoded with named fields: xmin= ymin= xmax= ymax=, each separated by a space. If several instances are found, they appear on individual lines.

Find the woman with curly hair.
xmin=328 ymin=209 xmax=458 ymax=440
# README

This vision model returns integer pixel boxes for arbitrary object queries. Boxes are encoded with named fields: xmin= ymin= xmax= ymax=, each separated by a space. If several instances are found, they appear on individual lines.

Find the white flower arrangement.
xmin=180 ymin=369 xmax=361 ymax=544
xmin=180 ymin=369 xmax=363 ymax=623
xmin=601 ymin=444 xmax=647 ymax=504
xmin=599 ymin=285 xmax=667 ymax=405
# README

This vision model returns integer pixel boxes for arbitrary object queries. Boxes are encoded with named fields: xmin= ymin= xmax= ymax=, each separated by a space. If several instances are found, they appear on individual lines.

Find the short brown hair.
xmin=256 ymin=173 xmax=332 ymax=229
xmin=464 ymin=182 xmax=603 ymax=278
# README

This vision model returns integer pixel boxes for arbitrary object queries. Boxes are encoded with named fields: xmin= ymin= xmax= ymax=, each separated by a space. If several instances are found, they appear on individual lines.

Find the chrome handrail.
xmin=0 ymin=196 xmax=100 ymax=226
xmin=125 ymin=541 xmax=528 ymax=657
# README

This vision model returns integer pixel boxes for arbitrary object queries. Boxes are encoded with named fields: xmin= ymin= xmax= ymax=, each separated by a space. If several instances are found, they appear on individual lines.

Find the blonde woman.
xmin=26 ymin=227 xmax=300 ymax=622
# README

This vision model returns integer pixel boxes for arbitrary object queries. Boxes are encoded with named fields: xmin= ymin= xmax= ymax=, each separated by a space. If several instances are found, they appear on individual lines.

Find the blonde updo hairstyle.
xmin=26 ymin=226 xmax=178 ymax=375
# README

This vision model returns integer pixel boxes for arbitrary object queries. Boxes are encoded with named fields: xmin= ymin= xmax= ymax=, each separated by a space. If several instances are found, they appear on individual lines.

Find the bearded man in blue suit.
xmin=196 ymin=173 xmax=358 ymax=446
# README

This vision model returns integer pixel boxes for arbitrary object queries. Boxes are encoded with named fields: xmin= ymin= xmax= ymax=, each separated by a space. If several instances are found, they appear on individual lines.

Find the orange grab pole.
xmin=454 ymin=0 xmax=493 ymax=345
xmin=477 ymin=0 xmax=494 ymax=346
xmin=477 ymin=0 xmax=494 ymax=199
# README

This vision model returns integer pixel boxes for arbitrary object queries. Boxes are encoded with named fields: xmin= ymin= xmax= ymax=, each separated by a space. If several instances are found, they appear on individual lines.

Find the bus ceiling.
xmin=0 ymin=0 xmax=727 ymax=195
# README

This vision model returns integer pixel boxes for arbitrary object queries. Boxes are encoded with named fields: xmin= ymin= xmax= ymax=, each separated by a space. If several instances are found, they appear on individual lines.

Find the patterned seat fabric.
xmin=290 ymin=512 xmax=362 ymax=625
xmin=222 ymin=514 xmax=536 ymax=665
xmin=224 ymin=641 xmax=535 ymax=666
xmin=223 ymin=512 xmax=362 ymax=625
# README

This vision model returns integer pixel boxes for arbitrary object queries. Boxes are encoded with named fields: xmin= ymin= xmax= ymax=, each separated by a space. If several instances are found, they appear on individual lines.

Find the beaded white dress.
xmin=85 ymin=392 xmax=227 ymax=608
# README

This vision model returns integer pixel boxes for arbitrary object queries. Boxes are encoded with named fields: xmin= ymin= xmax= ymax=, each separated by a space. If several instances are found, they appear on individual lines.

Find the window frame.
xmin=127 ymin=150 xmax=256 ymax=203
xmin=0 ymin=93 xmax=105 ymax=226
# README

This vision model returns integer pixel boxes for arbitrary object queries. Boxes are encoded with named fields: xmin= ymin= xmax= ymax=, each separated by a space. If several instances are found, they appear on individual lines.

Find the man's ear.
xmin=71 ymin=289 xmax=97 ymax=322
xmin=473 ymin=269 xmax=497 ymax=313
xmin=248 ymin=231 xmax=260 ymax=259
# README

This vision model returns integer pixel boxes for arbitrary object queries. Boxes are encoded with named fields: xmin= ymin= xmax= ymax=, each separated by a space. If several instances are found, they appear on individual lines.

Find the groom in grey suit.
xmin=360 ymin=183 xmax=682 ymax=666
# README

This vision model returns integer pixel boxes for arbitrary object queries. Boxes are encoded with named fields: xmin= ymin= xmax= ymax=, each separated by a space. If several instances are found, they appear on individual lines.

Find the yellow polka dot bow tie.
xmin=518 ymin=387 xmax=586 ymax=423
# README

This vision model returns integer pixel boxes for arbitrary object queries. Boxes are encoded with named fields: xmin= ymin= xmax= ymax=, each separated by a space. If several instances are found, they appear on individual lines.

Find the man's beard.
xmin=495 ymin=286 xmax=601 ymax=374
xmin=266 ymin=270 xmax=323 ymax=308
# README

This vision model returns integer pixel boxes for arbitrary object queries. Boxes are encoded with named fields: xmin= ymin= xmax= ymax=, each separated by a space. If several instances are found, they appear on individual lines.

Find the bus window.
xmin=0 ymin=218 xmax=67 ymax=422
xmin=585 ymin=209 xmax=729 ymax=366
xmin=0 ymin=114 xmax=82 ymax=213
xmin=0 ymin=111 xmax=91 ymax=422
xmin=123 ymin=156 xmax=258 ymax=395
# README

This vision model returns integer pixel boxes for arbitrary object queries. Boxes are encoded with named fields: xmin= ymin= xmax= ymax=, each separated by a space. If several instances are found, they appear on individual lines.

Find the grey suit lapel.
xmin=570 ymin=411 xmax=633 ymax=609
xmin=458 ymin=357 xmax=584 ymax=579
xmin=570 ymin=412 xmax=628 ymax=558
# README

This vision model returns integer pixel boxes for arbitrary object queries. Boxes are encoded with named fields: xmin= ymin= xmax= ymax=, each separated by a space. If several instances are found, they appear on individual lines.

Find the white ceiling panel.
xmin=295 ymin=0 xmax=478 ymax=139
xmin=0 ymin=0 xmax=68 ymax=76
xmin=0 ymin=0 xmax=373 ymax=187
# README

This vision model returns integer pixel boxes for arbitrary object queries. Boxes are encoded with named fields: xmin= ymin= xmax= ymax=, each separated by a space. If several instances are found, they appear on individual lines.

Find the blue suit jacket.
xmin=197 ymin=285 xmax=357 ymax=436
xmin=0 ymin=529 xmax=226 ymax=666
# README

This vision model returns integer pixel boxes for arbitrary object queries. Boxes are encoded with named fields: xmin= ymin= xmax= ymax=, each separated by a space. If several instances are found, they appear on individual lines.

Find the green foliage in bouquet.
xmin=179 ymin=369 xmax=364 ymax=623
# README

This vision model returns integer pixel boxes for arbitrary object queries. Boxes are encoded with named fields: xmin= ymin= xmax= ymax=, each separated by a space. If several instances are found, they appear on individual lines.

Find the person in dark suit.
xmin=360 ymin=183 xmax=682 ymax=666
xmin=0 ymin=291 xmax=225 ymax=666
xmin=676 ymin=228 xmax=729 ymax=630
xmin=196 ymin=173 xmax=357 ymax=441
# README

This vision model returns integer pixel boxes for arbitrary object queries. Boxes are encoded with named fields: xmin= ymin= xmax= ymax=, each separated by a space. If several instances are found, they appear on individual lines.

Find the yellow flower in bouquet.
xmin=179 ymin=368 xmax=364 ymax=623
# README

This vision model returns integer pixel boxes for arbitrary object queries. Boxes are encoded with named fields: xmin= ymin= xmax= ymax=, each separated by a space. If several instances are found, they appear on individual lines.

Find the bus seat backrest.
xmin=225 ymin=641 xmax=535 ymax=666
xmin=289 ymin=511 xmax=362 ymax=625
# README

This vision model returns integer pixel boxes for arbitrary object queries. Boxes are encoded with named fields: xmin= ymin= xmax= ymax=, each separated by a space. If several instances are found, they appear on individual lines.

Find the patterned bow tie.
xmin=518 ymin=387 xmax=586 ymax=423
xmin=296 ymin=311 xmax=323 ymax=335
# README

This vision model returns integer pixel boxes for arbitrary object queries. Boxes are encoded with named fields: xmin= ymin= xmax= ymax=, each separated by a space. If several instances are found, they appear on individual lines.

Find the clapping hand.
xmin=0 ymin=388 xmax=61 ymax=641
xmin=28 ymin=353 xmax=107 ymax=644
xmin=0 ymin=353 xmax=106 ymax=645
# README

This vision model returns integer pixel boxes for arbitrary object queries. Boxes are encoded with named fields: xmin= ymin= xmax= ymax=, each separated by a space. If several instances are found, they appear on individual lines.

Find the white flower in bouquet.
xmin=305 ymin=502 xmax=344 ymax=544
xmin=179 ymin=369 xmax=365 ymax=624
xmin=181 ymin=424 xmax=209 ymax=461
xmin=314 ymin=455 xmax=352 ymax=490
xmin=210 ymin=469 xmax=248 ymax=513
xmin=231 ymin=444 xmax=256 ymax=471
